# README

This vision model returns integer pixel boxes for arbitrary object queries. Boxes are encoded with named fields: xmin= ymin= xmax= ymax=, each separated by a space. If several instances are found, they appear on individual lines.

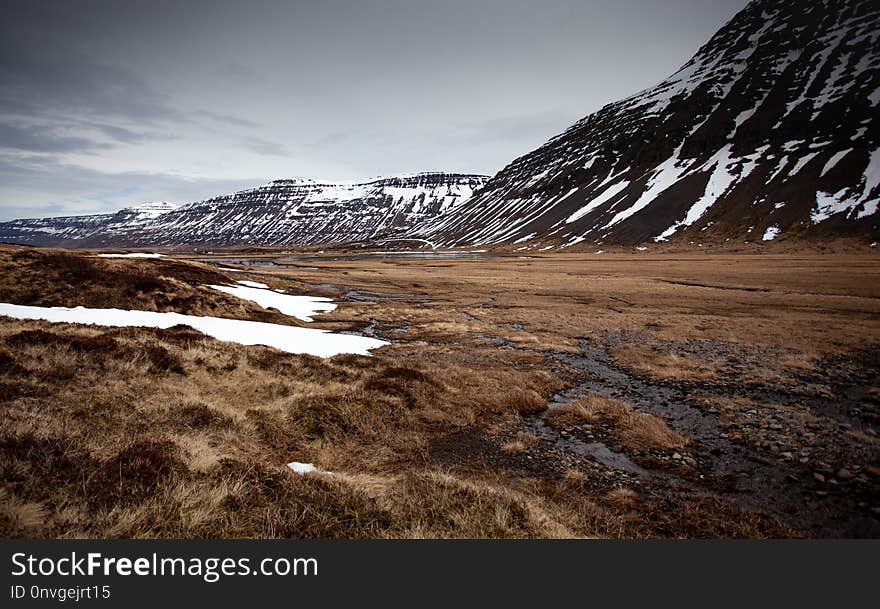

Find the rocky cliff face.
xmin=416 ymin=0 xmax=880 ymax=248
xmin=0 ymin=173 xmax=488 ymax=247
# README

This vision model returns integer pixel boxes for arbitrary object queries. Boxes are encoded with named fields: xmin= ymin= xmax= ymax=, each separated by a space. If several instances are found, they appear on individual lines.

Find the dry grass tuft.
xmin=544 ymin=400 xmax=597 ymax=429
xmin=87 ymin=440 xmax=186 ymax=510
xmin=504 ymin=389 xmax=547 ymax=415
xmin=611 ymin=345 xmax=718 ymax=381
xmin=363 ymin=366 xmax=438 ymax=408
xmin=563 ymin=468 xmax=587 ymax=486
xmin=387 ymin=472 xmax=540 ymax=538
xmin=604 ymin=487 xmax=637 ymax=508
xmin=0 ymin=490 xmax=46 ymax=535
xmin=168 ymin=401 xmax=234 ymax=431
xmin=546 ymin=394 xmax=688 ymax=452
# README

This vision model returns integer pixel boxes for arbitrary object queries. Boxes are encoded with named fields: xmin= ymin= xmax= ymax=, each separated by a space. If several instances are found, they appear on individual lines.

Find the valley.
xmin=1 ymin=0 xmax=878 ymax=541
xmin=2 ymin=245 xmax=877 ymax=537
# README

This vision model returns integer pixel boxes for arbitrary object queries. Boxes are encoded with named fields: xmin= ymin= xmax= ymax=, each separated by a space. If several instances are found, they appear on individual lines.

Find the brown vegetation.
xmin=546 ymin=394 xmax=688 ymax=452
xmin=0 ymin=246 xmax=306 ymax=325
xmin=610 ymin=345 xmax=718 ymax=381
xmin=0 ymin=315 xmax=580 ymax=538
xmin=2 ymin=245 xmax=878 ymax=538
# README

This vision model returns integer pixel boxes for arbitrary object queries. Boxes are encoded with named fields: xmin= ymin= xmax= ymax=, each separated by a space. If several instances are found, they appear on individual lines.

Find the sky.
xmin=0 ymin=0 xmax=746 ymax=220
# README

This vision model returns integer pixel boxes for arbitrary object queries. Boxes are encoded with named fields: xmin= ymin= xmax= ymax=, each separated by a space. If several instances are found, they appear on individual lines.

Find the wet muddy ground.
xmin=542 ymin=336 xmax=879 ymax=537
xmin=349 ymin=298 xmax=876 ymax=536
xmin=435 ymin=329 xmax=879 ymax=536
xmin=197 ymin=251 xmax=880 ymax=537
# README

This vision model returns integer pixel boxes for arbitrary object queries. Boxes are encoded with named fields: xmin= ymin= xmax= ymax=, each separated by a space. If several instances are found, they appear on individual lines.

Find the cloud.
xmin=0 ymin=119 xmax=177 ymax=154
xmin=0 ymin=43 xmax=179 ymax=127
xmin=87 ymin=122 xmax=175 ymax=146
xmin=0 ymin=123 xmax=113 ymax=153
xmin=0 ymin=152 xmax=268 ymax=221
xmin=243 ymin=137 xmax=290 ymax=157
xmin=309 ymin=131 xmax=353 ymax=150
xmin=197 ymin=110 xmax=261 ymax=129
xmin=0 ymin=3 xmax=182 ymax=125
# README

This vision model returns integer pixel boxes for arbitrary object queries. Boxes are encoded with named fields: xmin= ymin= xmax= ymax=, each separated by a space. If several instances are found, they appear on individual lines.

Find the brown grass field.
xmin=0 ymin=243 xmax=878 ymax=538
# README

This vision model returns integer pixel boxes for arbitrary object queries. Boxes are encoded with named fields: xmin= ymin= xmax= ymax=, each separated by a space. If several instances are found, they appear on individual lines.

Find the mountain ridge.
xmin=0 ymin=172 xmax=489 ymax=248
xmin=412 ymin=0 xmax=880 ymax=248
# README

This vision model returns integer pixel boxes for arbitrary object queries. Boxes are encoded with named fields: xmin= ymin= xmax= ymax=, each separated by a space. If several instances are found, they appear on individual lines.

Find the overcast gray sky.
xmin=0 ymin=0 xmax=746 ymax=220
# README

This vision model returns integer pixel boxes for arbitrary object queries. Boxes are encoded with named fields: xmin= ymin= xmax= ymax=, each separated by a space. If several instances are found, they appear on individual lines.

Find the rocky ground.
xmin=258 ymin=249 xmax=880 ymax=537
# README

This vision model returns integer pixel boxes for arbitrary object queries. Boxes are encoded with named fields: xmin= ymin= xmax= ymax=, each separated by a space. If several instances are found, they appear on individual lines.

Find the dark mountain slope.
xmin=416 ymin=0 xmax=880 ymax=248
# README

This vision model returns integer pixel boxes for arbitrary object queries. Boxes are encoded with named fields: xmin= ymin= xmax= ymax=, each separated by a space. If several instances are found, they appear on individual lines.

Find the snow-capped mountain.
xmin=415 ymin=0 xmax=880 ymax=248
xmin=0 ymin=202 xmax=179 ymax=247
xmin=0 ymin=173 xmax=487 ymax=247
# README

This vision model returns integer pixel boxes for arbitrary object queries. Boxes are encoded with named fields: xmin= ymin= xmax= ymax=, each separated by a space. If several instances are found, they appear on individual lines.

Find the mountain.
xmin=0 ymin=173 xmax=488 ymax=248
xmin=4 ymin=1 xmax=876 ymax=251
xmin=415 ymin=0 xmax=880 ymax=248
xmin=0 ymin=202 xmax=178 ymax=247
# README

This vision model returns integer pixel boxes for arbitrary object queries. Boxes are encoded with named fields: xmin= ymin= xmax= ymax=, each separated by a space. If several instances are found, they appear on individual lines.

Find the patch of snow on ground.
xmin=652 ymin=146 xmax=737 ymax=240
xmin=653 ymin=225 xmax=677 ymax=242
xmin=788 ymin=151 xmax=820 ymax=177
xmin=812 ymin=189 xmax=851 ymax=222
xmin=209 ymin=284 xmax=335 ymax=322
xmin=812 ymin=147 xmax=880 ymax=221
xmin=287 ymin=462 xmax=318 ymax=475
xmin=0 ymin=304 xmax=387 ymax=358
xmin=767 ymin=156 xmax=790 ymax=183
xmin=553 ymin=187 xmax=581 ymax=206
xmin=762 ymin=225 xmax=781 ymax=241
xmin=679 ymin=146 xmax=736 ymax=224
xmin=237 ymin=280 xmax=269 ymax=289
